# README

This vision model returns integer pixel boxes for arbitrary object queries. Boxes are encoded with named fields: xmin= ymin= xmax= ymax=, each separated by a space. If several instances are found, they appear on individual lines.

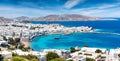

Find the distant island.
xmin=0 ymin=14 xmax=117 ymax=22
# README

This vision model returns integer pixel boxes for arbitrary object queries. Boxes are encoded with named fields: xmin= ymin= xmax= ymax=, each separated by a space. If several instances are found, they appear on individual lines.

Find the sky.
xmin=0 ymin=0 xmax=120 ymax=18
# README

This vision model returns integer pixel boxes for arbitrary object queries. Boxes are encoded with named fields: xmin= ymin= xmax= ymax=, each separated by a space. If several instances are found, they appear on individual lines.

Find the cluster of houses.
xmin=0 ymin=22 xmax=94 ymax=40
xmin=0 ymin=47 xmax=120 ymax=61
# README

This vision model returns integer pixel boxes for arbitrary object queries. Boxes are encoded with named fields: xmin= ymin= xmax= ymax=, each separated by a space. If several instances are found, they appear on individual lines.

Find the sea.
xmin=29 ymin=19 xmax=120 ymax=51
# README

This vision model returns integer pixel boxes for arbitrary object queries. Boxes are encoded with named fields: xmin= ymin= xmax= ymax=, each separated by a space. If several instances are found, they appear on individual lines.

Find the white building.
xmin=0 ymin=51 xmax=12 ymax=59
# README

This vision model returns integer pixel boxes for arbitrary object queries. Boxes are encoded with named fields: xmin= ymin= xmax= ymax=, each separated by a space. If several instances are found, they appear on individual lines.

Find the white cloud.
xmin=61 ymin=3 xmax=120 ymax=17
xmin=91 ymin=3 xmax=120 ymax=9
xmin=65 ymin=6 xmax=120 ymax=17
xmin=64 ymin=0 xmax=83 ymax=9
xmin=0 ymin=3 xmax=120 ymax=18
xmin=0 ymin=6 xmax=59 ymax=18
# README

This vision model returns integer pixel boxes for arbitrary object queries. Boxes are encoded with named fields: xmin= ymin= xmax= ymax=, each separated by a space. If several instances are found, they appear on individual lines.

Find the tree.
xmin=46 ymin=52 xmax=59 ymax=61
xmin=30 ymin=58 xmax=39 ymax=61
xmin=50 ymin=58 xmax=66 ymax=61
xmin=14 ymin=38 xmax=20 ymax=43
xmin=11 ymin=57 xmax=26 ymax=61
xmin=8 ymin=38 xmax=20 ymax=46
xmin=8 ymin=38 xmax=15 ymax=45
xmin=0 ymin=54 xmax=3 ymax=61
xmin=3 ymin=36 xmax=7 ymax=41
xmin=95 ymin=49 xmax=102 ymax=53
xmin=70 ymin=47 xmax=76 ymax=53
xmin=86 ymin=58 xmax=95 ymax=61
xmin=18 ymin=44 xmax=24 ymax=49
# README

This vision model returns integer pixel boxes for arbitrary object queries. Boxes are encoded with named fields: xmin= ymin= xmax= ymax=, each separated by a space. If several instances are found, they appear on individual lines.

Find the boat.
xmin=54 ymin=36 xmax=60 ymax=40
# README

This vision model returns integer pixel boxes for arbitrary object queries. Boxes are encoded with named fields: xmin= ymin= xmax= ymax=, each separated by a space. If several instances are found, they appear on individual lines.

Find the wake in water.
xmin=92 ymin=32 xmax=120 ymax=36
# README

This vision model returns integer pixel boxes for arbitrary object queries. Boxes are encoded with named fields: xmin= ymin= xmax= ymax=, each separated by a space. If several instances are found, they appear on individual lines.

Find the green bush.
xmin=95 ymin=49 xmax=102 ymax=53
xmin=0 ymin=54 xmax=3 ymax=61
xmin=70 ymin=47 xmax=76 ymax=53
xmin=50 ymin=58 xmax=66 ymax=61
xmin=4 ymin=58 xmax=9 ymax=61
xmin=46 ymin=52 xmax=59 ymax=61
xmin=12 ymin=54 xmax=38 ymax=60
xmin=67 ymin=59 xmax=74 ymax=61
xmin=8 ymin=38 xmax=15 ymax=45
xmin=3 ymin=36 xmax=7 ymax=41
xmin=8 ymin=38 xmax=20 ymax=46
xmin=11 ymin=57 xmax=26 ymax=61
xmin=14 ymin=38 xmax=20 ymax=43
xmin=84 ymin=53 xmax=92 ymax=56
xmin=86 ymin=58 xmax=95 ymax=61
xmin=30 ymin=58 xmax=39 ymax=61
xmin=24 ymin=54 xmax=38 ymax=60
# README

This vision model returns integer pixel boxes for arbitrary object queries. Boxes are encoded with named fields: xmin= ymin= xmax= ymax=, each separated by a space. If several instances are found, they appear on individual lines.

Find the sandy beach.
xmin=21 ymin=41 xmax=30 ymax=48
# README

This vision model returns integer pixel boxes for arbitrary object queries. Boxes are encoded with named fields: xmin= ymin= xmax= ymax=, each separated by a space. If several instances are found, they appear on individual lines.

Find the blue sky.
xmin=0 ymin=0 xmax=120 ymax=18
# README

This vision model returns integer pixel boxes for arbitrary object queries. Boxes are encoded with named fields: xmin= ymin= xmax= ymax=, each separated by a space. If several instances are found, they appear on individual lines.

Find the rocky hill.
xmin=0 ymin=17 xmax=13 ymax=23
xmin=15 ymin=14 xmax=100 ymax=21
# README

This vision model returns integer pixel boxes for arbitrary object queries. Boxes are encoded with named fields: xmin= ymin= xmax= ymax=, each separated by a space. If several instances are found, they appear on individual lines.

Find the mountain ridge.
xmin=14 ymin=14 xmax=100 ymax=21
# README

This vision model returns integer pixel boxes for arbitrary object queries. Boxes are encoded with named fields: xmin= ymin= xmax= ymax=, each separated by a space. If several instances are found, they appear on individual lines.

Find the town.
xmin=0 ymin=21 xmax=119 ymax=61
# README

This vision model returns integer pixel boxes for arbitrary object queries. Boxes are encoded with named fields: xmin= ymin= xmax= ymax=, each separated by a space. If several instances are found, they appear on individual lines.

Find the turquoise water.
xmin=30 ymin=32 xmax=120 ymax=51
xmin=30 ymin=20 xmax=120 ymax=51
